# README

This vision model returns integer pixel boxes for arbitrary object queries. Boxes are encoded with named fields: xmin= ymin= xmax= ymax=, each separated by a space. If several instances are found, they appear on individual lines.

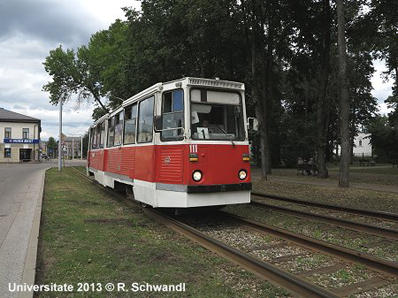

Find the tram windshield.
xmin=191 ymin=90 xmax=245 ymax=141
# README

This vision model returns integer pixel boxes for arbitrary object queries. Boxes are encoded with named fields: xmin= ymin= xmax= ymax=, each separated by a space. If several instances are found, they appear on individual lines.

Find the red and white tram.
xmin=87 ymin=77 xmax=251 ymax=208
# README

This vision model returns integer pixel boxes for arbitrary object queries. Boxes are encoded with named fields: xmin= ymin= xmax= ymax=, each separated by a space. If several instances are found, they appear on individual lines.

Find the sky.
xmin=0 ymin=0 xmax=140 ymax=140
xmin=0 ymin=0 xmax=394 ymax=141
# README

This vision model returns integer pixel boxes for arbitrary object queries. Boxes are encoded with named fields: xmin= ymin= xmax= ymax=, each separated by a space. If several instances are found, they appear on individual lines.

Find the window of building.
xmin=4 ymin=148 xmax=11 ymax=158
xmin=137 ymin=96 xmax=154 ymax=143
xmin=4 ymin=127 xmax=11 ymax=139
xmin=359 ymin=140 xmax=363 ymax=147
xmin=161 ymin=89 xmax=184 ymax=141
xmin=23 ymin=128 xmax=29 ymax=139
xmin=124 ymin=103 xmax=138 ymax=144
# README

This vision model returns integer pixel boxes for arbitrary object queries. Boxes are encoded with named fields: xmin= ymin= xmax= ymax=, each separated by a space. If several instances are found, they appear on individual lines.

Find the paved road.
xmin=0 ymin=163 xmax=51 ymax=298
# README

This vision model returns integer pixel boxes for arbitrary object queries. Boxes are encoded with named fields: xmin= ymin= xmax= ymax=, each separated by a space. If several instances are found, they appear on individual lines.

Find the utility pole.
xmin=72 ymin=138 xmax=75 ymax=160
xmin=58 ymin=99 xmax=62 ymax=171
xmin=80 ymin=135 xmax=83 ymax=160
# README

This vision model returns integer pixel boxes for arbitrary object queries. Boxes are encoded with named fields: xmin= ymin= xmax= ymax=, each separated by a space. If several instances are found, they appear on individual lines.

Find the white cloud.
xmin=79 ymin=0 xmax=141 ymax=28
xmin=371 ymin=59 xmax=394 ymax=115
xmin=0 ymin=0 xmax=141 ymax=141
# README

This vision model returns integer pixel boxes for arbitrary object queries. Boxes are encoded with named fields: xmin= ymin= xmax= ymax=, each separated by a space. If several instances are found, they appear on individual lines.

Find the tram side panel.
xmin=121 ymin=147 xmax=136 ymax=178
xmin=106 ymin=147 xmax=122 ymax=174
xmin=156 ymin=145 xmax=186 ymax=184
xmin=87 ymin=149 xmax=106 ymax=185
xmin=134 ymin=145 xmax=157 ymax=206
xmin=87 ymin=150 xmax=104 ymax=172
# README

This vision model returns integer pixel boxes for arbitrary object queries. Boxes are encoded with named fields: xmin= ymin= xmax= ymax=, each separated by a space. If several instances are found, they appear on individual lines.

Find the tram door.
xmin=20 ymin=149 xmax=32 ymax=162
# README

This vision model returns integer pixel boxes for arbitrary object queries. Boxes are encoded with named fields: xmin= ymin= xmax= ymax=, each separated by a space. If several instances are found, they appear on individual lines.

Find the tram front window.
xmin=191 ymin=90 xmax=245 ymax=141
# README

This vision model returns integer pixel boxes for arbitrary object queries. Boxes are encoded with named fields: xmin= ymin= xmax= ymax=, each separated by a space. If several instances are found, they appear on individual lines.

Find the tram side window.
xmin=124 ymin=103 xmax=137 ymax=144
xmin=108 ymin=117 xmax=115 ymax=147
xmin=91 ymin=127 xmax=98 ymax=149
xmin=137 ymin=96 xmax=154 ymax=143
xmin=95 ymin=125 xmax=101 ymax=148
xmin=99 ymin=122 xmax=106 ymax=148
xmin=114 ymin=112 xmax=124 ymax=146
xmin=161 ymin=89 xmax=184 ymax=141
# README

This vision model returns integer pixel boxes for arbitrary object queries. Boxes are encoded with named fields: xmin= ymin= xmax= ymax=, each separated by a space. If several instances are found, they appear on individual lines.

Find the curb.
xmin=17 ymin=169 xmax=46 ymax=298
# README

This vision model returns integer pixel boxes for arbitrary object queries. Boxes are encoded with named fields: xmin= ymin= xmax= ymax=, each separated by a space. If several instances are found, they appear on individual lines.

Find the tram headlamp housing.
xmin=192 ymin=170 xmax=202 ymax=182
xmin=238 ymin=169 xmax=247 ymax=180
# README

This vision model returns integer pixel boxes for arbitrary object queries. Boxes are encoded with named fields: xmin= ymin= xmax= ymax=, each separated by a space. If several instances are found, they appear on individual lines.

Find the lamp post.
xmin=58 ymin=98 xmax=62 ymax=171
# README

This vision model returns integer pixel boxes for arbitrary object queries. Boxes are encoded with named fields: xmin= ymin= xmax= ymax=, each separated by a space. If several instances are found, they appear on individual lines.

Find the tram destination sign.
xmin=4 ymin=138 xmax=39 ymax=144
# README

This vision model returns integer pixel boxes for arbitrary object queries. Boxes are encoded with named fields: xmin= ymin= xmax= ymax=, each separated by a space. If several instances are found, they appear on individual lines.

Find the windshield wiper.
xmin=215 ymin=124 xmax=235 ymax=147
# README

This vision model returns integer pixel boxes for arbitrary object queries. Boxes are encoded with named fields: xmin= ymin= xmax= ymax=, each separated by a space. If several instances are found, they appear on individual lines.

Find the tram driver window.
xmin=161 ymin=89 xmax=184 ymax=141
xmin=191 ymin=90 xmax=244 ymax=141
xmin=137 ymin=96 xmax=154 ymax=143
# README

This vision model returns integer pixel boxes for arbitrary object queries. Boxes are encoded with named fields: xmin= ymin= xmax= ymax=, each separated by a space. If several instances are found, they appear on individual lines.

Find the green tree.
xmin=42 ymin=46 xmax=107 ymax=111
xmin=47 ymin=136 xmax=57 ymax=159
xmin=367 ymin=116 xmax=398 ymax=162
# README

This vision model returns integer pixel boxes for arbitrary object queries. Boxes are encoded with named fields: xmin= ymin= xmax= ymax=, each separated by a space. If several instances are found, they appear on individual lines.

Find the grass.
xmin=269 ymin=166 xmax=398 ymax=187
xmin=252 ymin=179 xmax=398 ymax=214
xmin=35 ymin=167 xmax=290 ymax=298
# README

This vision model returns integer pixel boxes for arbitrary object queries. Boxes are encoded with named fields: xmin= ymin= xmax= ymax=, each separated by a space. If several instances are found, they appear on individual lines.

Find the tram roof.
xmin=90 ymin=77 xmax=244 ymax=128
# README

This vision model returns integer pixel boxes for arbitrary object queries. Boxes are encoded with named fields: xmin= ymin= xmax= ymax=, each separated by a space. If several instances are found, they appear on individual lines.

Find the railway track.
xmin=221 ymin=212 xmax=398 ymax=277
xmin=177 ymin=210 xmax=397 ymax=297
xmin=250 ymin=200 xmax=398 ymax=240
xmin=70 ymin=167 xmax=398 ymax=297
xmin=251 ymin=192 xmax=398 ymax=222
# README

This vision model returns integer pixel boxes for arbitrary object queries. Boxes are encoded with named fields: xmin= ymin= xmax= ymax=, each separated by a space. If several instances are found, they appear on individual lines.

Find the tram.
xmin=87 ymin=77 xmax=252 ymax=208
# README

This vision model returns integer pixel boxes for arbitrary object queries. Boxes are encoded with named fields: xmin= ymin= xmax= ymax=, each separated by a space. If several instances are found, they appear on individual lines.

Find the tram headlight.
xmin=238 ymin=169 xmax=247 ymax=180
xmin=192 ymin=170 xmax=202 ymax=182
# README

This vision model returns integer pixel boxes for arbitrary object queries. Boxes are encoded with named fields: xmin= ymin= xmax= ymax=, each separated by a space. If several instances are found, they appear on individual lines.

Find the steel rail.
xmin=251 ymin=201 xmax=398 ymax=240
xmin=222 ymin=212 xmax=398 ymax=277
xmin=141 ymin=208 xmax=339 ymax=298
xmin=251 ymin=192 xmax=398 ymax=222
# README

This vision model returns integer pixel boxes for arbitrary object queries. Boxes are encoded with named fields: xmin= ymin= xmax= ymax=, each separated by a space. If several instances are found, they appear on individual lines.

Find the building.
xmin=353 ymin=132 xmax=372 ymax=158
xmin=0 ymin=108 xmax=41 ymax=162
xmin=64 ymin=136 xmax=83 ymax=159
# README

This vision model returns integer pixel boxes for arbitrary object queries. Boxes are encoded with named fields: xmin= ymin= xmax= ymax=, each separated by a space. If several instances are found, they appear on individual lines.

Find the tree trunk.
xmin=316 ymin=0 xmax=331 ymax=178
xmin=337 ymin=0 xmax=350 ymax=188
xmin=250 ymin=0 xmax=272 ymax=179
xmin=263 ymin=0 xmax=274 ymax=174
xmin=252 ymin=32 xmax=268 ymax=180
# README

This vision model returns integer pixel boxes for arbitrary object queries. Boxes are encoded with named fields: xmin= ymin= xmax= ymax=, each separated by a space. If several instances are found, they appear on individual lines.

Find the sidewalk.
xmin=251 ymin=167 xmax=398 ymax=194
xmin=0 ymin=164 xmax=50 ymax=298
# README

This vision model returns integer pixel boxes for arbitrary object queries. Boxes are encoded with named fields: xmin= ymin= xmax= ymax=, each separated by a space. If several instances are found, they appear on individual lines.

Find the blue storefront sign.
xmin=3 ymin=138 xmax=39 ymax=144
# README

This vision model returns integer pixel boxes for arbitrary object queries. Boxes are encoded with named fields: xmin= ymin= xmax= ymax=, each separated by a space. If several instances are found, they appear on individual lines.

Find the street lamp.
xmin=58 ymin=98 xmax=62 ymax=171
